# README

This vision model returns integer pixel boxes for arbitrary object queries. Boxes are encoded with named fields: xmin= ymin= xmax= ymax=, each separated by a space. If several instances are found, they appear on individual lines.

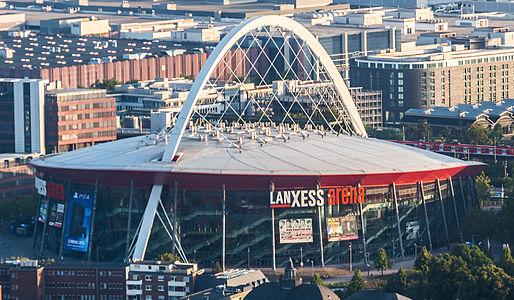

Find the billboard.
xmin=63 ymin=191 xmax=94 ymax=252
xmin=327 ymin=216 xmax=358 ymax=242
xmin=406 ymin=221 xmax=420 ymax=240
xmin=48 ymin=202 xmax=65 ymax=228
xmin=38 ymin=198 xmax=49 ymax=223
xmin=278 ymin=218 xmax=313 ymax=244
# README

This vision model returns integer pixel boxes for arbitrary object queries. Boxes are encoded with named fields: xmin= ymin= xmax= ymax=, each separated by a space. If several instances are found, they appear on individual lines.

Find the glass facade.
xmin=37 ymin=176 xmax=477 ymax=268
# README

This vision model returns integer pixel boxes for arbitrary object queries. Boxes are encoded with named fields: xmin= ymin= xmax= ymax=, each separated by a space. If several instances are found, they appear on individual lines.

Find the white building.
xmin=416 ymin=19 xmax=448 ymax=32
xmin=0 ymin=78 xmax=47 ymax=154
xmin=383 ymin=17 xmax=416 ymax=34
xmin=455 ymin=16 xmax=489 ymax=28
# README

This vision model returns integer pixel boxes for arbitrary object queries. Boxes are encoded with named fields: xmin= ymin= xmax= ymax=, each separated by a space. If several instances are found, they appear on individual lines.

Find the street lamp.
xmin=349 ymin=242 xmax=352 ymax=272
xmin=300 ymin=247 xmax=303 ymax=267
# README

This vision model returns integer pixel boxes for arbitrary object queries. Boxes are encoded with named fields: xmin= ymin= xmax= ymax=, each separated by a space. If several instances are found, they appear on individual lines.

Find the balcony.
xmin=168 ymin=291 xmax=186 ymax=297
xmin=168 ymin=281 xmax=186 ymax=287
xmin=126 ymin=289 xmax=142 ymax=296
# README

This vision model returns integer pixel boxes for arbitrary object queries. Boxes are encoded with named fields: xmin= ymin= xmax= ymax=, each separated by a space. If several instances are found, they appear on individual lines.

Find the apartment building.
xmin=126 ymin=261 xmax=202 ymax=300
xmin=44 ymin=89 xmax=117 ymax=153
xmin=0 ymin=78 xmax=46 ymax=154
xmin=351 ymin=45 xmax=514 ymax=122
xmin=0 ymin=153 xmax=38 ymax=201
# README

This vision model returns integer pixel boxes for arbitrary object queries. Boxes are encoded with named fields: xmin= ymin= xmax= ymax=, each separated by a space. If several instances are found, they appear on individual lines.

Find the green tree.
xmin=489 ymin=123 xmax=504 ymax=145
xmin=384 ymin=266 xmax=408 ymax=294
xmin=462 ymin=124 xmax=492 ymax=145
xmin=476 ymin=171 xmax=493 ymax=202
xmin=461 ymin=208 xmax=497 ymax=238
xmin=500 ymin=245 xmax=514 ymax=277
xmin=349 ymin=270 xmax=365 ymax=294
xmin=457 ymin=264 xmax=514 ymax=300
xmin=414 ymin=246 xmax=432 ymax=274
xmin=154 ymin=252 xmax=181 ymax=262
xmin=125 ymin=79 xmax=139 ymax=84
xmin=311 ymin=273 xmax=324 ymax=286
xmin=375 ymin=248 xmax=391 ymax=276
xmin=426 ymin=254 xmax=472 ymax=299
xmin=212 ymin=261 xmax=222 ymax=273
xmin=452 ymin=244 xmax=493 ymax=268
xmin=90 ymin=78 xmax=122 ymax=91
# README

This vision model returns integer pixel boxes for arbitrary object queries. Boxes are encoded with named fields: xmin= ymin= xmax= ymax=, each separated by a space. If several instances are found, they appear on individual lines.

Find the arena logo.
xmin=270 ymin=187 xmax=365 ymax=208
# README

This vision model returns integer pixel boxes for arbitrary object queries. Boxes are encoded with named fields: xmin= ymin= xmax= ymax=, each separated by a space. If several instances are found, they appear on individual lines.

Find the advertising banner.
xmin=406 ymin=221 xmax=420 ymax=240
xmin=48 ymin=203 xmax=65 ymax=228
xmin=327 ymin=216 xmax=358 ymax=242
xmin=278 ymin=218 xmax=313 ymax=244
xmin=38 ymin=198 xmax=49 ymax=223
xmin=63 ymin=191 xmax=93 ymax=252
xmin=35 ymin=177 xmax=47 ymax=196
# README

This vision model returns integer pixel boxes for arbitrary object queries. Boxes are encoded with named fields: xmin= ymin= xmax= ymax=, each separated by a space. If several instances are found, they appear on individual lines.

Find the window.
xmin=158 ymin=285 xmax=165 ymax=291
xmin=145 ymin=296 xmax=152 ymax=300
xmin=145 ymin=275 xmax=152 ymax=281
xmin=146 ymin=285 xmax=152 ymax=291
xmin=158 ymin=276 xmax=164 ymax=282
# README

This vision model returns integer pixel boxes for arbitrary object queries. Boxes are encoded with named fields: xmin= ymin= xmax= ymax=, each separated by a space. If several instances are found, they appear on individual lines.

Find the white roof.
xmin=32 ymin=128 xmax=479 ymax=176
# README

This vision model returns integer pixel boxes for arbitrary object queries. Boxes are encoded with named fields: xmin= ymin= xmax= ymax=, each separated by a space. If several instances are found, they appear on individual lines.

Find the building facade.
xmin=126 ymin=261 xmax=201 ymax=300
xmin=0 ymin=153 xmax=38 ymax=201
xmin=351 ymin=46 xmax=514 ymax=122
xmin=45 ymin=89 xmax=117 ymax=153
xmin=0 ymin=78 xmax=46 ymax=154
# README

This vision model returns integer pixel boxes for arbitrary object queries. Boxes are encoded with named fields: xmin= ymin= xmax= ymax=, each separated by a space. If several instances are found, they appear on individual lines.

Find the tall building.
xmin=45 ymin=89 xmax=117 ymax=153
xmin=351 ymin=45 xmax=514 ymax=122
xmin=0 ymin=78 xmax=46 ymax=154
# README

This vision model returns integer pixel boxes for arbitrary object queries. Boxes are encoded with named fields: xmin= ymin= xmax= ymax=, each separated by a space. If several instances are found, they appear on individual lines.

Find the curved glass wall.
xmin=35 ymin=175 xmax=476 ymax=268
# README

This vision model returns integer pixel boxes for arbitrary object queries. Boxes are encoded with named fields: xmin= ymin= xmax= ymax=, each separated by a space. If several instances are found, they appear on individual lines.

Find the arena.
xmin=31 ymin=15 xmax=485 ymax=268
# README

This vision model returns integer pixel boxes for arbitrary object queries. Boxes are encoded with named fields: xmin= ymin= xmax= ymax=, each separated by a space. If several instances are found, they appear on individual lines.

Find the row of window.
xmin=58 ymin=120 xmax=116 ymax=132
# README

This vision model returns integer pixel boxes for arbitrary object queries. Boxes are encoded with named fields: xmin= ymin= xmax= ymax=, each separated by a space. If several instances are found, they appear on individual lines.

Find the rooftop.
xmin=405 ymin=99 xmax=514 ymax=121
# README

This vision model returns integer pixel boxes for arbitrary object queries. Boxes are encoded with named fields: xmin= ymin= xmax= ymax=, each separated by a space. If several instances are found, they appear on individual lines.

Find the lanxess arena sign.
xmin=270 ymin=187 xmax=365 ymax=208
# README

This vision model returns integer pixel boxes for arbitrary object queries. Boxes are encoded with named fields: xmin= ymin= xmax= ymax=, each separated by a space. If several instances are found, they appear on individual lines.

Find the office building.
xmin=351 ymin=45 xmax=514 ymax=122
xmin=0 ymin=78 xmax=46 ymax=154
xmin=45 ymin=89 xmax=117 ymax=153
xmin=0 ymin=153 xmax=39 ymax=201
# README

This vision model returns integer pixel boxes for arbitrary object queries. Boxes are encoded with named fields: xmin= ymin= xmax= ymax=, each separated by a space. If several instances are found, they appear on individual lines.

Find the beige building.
xmin=352 ymin=45 xmax=514 ymax=122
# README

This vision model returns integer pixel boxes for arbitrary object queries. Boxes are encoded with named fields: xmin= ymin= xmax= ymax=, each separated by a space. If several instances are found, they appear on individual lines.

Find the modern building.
xmin=0 ymin=13 xmax=26 ymax=31
xmin=40 ymin=16 xmax=110 ymax=36
xmin=351 ymin=45 xmax=514 ymax=122
xmin=403 ymin=99 xmax=514 ymax=138
xmin=0 ymin=153 xmax=39 ymax=201
xmin=350 ymin=87 xmax=383 ymax=129
xmin=0 ymin=78 xmax=46 ymax=154
xmin=44 ymin=89 xmax=117 ymax=153
xmin=335 ymin=0 xmax=427 ymax=9
xmin=126 ymin=261 xmax=202 ymax=300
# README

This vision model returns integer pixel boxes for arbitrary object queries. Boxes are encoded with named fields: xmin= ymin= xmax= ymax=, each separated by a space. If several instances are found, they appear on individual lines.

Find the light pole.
xmin=349 ymin=242 xmax=352 ymax=272
xmin=247 ymin=247 xmax=250 ymax=269
xmin=414 ymin=243 xmax=418 ymax=258
xmin=300 ymin=247 xmax=303 ymax=267
xmin=311 ymin=260 xmax=314 ymax=277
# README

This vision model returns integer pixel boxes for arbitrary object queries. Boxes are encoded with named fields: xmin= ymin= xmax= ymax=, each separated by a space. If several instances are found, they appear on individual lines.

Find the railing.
xmin=391 ymin=140 xmax=514 ymax=158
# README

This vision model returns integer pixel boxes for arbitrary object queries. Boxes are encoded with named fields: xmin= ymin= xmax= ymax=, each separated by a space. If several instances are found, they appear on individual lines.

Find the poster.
xmin=406 ymin=221 xmax=420 ymax=240
xmin=38 ymin=198 xmax=49 ymax=223
xmin=327 ymin=216 xmax=358 ymax=242
xmin=48 ymin=203 xmax=65 ymax=228
xmin=63 ymin=191 xmax=93 ymax=252
xmin=278 ymin=218 xmax=313 ymax=244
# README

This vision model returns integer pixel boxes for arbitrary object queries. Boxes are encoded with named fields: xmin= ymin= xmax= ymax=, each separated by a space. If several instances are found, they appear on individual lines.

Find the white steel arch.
xmin=162 ymin=15 xmax=367 ymax=162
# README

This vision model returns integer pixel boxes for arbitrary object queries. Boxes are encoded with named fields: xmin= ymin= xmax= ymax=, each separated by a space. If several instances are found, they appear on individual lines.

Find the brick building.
xmin=0 ymin=260 xmax=201 ymax=300
xmin=44 ymin=89 xmax=117 ymax=153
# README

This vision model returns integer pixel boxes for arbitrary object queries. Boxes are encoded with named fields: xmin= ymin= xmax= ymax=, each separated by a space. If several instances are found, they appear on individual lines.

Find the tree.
xmin=489 ymin=124 xmax=504 ymax=145
xmin=426 ymin=254 xmax=472 ymax=299
xmin=462 ymin=124 xmax=492 ymax=145
xmin=212 ymin=261 xmax=222 ymax=273
xmin=475 ymin=171 xmax=493 ymax=203
xmin=375 ymin=248 xmax=391 ymax=276
xmin=457 ymin=264 xmax=514 ymax=300
xmin=349 ymin=270 xmax=365 ymax=293
xmin=500 ymin=245 xmax=514 ymax=277
xmin=311 ymin=273 xmax=324 ymax=286
xmin=414 ymin=246 xmax=432 ymax=274
xmin=385 ymin=266 xmax=408 ymax=294
xmin=154 ymin=252 xmax=181 ymax=262
xmin=90 ymin=78 xmax=122 ymax=91
xmin=452 ymin=244 xmax=493 ymax=268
